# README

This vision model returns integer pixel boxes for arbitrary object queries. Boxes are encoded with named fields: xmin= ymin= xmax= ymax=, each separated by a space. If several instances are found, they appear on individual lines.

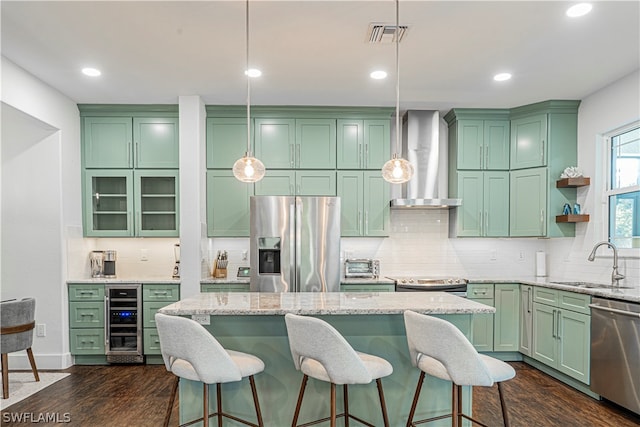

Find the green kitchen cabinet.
xmin=468 ymin=283 xmax=519 ymax=352
xmin=83 ymin=117 xmax=179 ymax=169
xmin=445 ymin=113 xmax=510 ymax=170
xmin=468 ymin=284 xmax=495 ymax=352
xmin=84 ymin=169 xmax=134 ymax=237
xmin=142 ymin=284 xmax=180 ymax=356
xmin=68 ymin=284 xmax=106 ymax=356
xmin=510 ymin=167 xmax=547 ymax=237
xmin=255 ymin=171 xmax=336 ymax=196
xmin=453 ymin=171 xmax=509 ymax=237
xmin=531 ymin=288 xmax=591 ymax=384
xmin=510 ymin=114 xmax=547 ymax=169
xmin=296 ymin=119 xmax=336 ymax=169
xmin=254 ymin=118 xmax=296 ymax=169
xmin=134 ymin=170 xmax=179 ymax=237
xmin=519 ymin=285 xmax=534 ymax=357
xmin=207 ymin=117 xmax=251 ymax=169
xmin=337 ymin=171 xmax=389 ymax=237
xmin=207 ymin=170 xmax=253 ymax=237
xmin=337 ymin=119 xmax=390 ymax=169
xmin=84 ymin=169 xmax=179 ymax=237
xmin=340 ymin=283 xmax=395 ymax=292
xmin=201 ymin=283 xmax=251 ymax=292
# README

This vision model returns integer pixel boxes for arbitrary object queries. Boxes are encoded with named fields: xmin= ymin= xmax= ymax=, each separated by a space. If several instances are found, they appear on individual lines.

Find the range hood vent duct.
xmin=390 ymin=110 xmax=461 ymax=209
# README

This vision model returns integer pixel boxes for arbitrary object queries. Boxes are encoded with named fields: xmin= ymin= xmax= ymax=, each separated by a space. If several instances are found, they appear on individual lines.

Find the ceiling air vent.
xmin=367 ymin=24 xmax=408 ymax=44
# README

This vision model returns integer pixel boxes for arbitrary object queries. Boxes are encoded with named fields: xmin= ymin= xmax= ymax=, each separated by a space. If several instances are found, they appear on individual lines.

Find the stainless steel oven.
xmin=105 ymin=284 xmax=143 ymax=363
xmin=590 ymin=297 xmax=640 ymax=414
xmin=387 ymin=276 xmax=468 ymax=297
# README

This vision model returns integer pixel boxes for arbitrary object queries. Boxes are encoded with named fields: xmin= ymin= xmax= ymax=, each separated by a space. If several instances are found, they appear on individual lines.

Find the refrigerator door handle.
xmin=289 ymin=200 xmax=297 ymax=292
xmin=294 ymin=197 xmax=302 ymax=292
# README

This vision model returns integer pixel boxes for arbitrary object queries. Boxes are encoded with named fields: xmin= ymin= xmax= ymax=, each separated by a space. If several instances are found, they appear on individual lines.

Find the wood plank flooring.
xmin=1 ymin=362 xmax=638 ymax=426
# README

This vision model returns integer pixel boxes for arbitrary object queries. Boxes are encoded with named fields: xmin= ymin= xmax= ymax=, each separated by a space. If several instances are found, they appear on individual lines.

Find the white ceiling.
xmin=2 ymin=1 xmax=639 ymax=113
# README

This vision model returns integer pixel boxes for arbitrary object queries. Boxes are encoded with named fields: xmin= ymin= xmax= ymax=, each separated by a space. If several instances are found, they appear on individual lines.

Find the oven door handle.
xmin=589 ymin=304 xmax=640 ymax=318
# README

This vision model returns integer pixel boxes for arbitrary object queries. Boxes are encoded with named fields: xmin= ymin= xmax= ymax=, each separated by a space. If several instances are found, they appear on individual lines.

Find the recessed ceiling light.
xmin=245 ymin=68 xmax=262 ymax=78
xmin=82 ymin=67 xmax=101 ymax=77
xmin=566 ymin=3 xmax=592 ymax=18
xmin=494 ymin=73 xmax=512 ymax=82
xmin=370 ymin=70 xmax=387 ymax=80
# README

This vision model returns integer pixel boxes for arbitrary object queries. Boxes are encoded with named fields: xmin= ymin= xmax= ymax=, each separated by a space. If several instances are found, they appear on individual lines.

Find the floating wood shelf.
xmin=556 ymin=177 xmax=590 ymax=188
xmin=556 ymin=214 xmax=590 ymax=223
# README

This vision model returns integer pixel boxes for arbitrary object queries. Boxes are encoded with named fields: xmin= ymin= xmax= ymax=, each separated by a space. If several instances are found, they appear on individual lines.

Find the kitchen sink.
xmin=553 ymin=281 xmax=633 ymax=289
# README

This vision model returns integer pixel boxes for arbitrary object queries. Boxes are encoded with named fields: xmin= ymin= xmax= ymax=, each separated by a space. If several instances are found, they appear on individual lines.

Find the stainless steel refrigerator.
xmin=250 ymin=196 xmax=341 ymax=292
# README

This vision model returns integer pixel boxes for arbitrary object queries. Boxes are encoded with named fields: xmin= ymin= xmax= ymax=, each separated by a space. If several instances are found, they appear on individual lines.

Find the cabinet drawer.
xmin=468 ymin=284 xmax=494 ymax=299
xmin=558 ymin=291 xmax=591 ymax=315
xmin=68 ymin=284 xmax=105 ymax=301
xmin=143 ymin=284 xmax=180 ymax=302
xmin=533 ymin=287 xmax=558 ymax=305
xmin=70 ymin=328 xmax=105 ymax=355
xmin=143 ymin=301 xmax=171 ymax=328
xmin=201 ymin=283 xmax=251 ymax=292
xmin=69 ymin=302 xmax=105 ymax=328
xmin=143 ymin=328 xmax=162 ymax=355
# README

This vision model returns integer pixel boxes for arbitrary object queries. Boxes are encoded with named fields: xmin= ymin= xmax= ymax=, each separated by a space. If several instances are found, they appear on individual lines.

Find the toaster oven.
xmin=344 ymin=259 xmax=380 ymax=278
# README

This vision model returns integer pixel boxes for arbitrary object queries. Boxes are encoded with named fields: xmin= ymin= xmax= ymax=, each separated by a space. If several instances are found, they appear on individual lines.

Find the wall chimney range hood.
xmin=390 ymin=110 xmax=461 ymax=209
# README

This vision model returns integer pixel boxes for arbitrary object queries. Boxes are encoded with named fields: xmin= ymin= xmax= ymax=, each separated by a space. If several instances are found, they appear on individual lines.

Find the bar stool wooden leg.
xmin=203 ymin=383 xmax=209 ymax=427
xmin=163 ymin=377 xmax=179 ymax=427
xmin=216 ymin=383 xmax=222 ymax=427
xmin=26 ymin=348 xmax=39 ymax=382
xmin=498 ymin=382 xmax=510 ymax=427
xmin=291 ymin=375 xmax=308 ymax=427
xmin=406 ymin=371 xmax=425 ymax=427
xmin=330 ymin=383 xmax=337 ymax=427
xmin=451 ymin=383 xmax=459 ymax=427
xmin=343 ymin=384 xmax=350 ymax=427
xmin=456 ymin=384 xmax=463 ymax=427
xmin=1 ymin=354 xmax=8 ymax=399
xmin=249 ymin=375 xmax=264 ymax=427
xmin=376 ymin=378 xmax=390 ymax=427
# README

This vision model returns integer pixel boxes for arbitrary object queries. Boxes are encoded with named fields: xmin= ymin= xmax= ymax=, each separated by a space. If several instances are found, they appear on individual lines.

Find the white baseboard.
xmin=6 ymin=352 xmax=73 ymax=370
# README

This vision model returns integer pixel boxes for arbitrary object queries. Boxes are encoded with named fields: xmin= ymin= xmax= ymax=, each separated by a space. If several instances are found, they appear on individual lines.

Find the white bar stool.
xmin=284 ymin=313 xmax=393 ymax=427
xmin=155 ymin=313 xmax=265 ymax=427
xmin=403 ymin=310 xmax=515 ymax=427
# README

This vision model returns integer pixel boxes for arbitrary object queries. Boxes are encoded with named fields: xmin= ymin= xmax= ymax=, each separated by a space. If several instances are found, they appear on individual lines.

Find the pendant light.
xmin=381 ymin=0 xmax=413 ymax=184
xmin=233 ymin=0 xmax=265 ymax=183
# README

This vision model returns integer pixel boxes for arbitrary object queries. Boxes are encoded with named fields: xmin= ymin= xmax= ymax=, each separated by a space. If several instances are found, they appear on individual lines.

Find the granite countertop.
xmin=466 ymin=276 xmax=639 ymax=303
xmin=201 ymin=277 xmax=395 ymax=285
xmin=201 ymin=278 xmax=250 ymax=284
xmin=158 ymin=291 xmax=495 ymax=316
xmin=68 ymin=278 xmax=180 ymax=284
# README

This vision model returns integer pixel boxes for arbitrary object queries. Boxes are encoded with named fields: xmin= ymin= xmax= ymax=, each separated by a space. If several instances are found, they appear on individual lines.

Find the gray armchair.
xmin=1 ymin=298 xmax=39 ymax=399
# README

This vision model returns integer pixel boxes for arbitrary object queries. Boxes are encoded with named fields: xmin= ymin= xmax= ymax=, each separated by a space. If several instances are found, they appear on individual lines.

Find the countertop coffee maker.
xmin=103 ymin=250 xmax=117 ymax=278
xmin=90 ymin=250 xmax=116 ymax=278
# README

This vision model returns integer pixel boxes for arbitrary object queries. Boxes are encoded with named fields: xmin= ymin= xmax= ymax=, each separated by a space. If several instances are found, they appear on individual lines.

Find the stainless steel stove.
xmin=386 ymin=276 xmax=468 ymax=297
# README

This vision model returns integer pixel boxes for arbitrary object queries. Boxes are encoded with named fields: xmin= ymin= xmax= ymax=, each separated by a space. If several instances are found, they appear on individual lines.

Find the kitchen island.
xmin=158 ymin=292 xmax=494 ymax=427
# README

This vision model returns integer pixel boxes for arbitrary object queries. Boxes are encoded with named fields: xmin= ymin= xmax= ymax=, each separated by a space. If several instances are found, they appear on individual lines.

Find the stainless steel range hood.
xmin=390 ymin=110 xmax=461 ymax=209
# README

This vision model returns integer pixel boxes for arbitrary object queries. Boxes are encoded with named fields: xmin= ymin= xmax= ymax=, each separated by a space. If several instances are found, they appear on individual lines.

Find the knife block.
xmin=212 ymin=260 xmax=228 ymax=278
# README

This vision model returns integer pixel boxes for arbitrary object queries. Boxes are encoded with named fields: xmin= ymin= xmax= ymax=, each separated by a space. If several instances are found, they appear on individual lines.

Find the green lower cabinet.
xmin=340 ymin=283 xmax=395 ymax=292
xmin=201 ymin=283 xmax=251 ymax=292
xmin=519 ymin=285 xmax=534 ymax=357
xmin=142 ymin=284 xmax=179 ymax=356
xmin=337 ymin=171 xmax=389 ymax=237
xmin=70 ymin=328 xmax=105 ymax=355
xmin=69 ymin=284 xmax=106 ymax=358
xmin=531 ymin=288 xmax=591 ymax=384
xmin=207 ymin=170 xmax=253 ymax=237
xmin=69 ymin=302 xmax=104 ymax=328
xmin=143 ymin=328 xmax=162 ymax=355
xmin=468 ymin=283 xmax=519 ymax=352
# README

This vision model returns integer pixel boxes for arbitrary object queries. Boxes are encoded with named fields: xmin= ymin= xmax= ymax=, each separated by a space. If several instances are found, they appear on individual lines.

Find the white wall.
xmin=547 ymin=70 xmax=640 ymax=286
xmin=1 ymin=57 xmax=81 ymax=369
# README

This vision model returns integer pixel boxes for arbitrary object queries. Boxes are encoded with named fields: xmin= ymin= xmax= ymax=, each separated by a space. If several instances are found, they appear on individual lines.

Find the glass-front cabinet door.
xmin=134 ymin=170 xmax=179 ymax=237
xmin=84 ymin=170 xmax=134 ymax=236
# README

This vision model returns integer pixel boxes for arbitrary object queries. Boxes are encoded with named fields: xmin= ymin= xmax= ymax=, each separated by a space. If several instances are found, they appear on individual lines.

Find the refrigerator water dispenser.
xmin=258 ymin=237 xmax=281 ymax=274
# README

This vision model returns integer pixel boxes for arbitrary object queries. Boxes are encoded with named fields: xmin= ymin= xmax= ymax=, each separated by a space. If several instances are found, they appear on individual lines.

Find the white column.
xmin=178 ymin=96 xmax=207 ymax=297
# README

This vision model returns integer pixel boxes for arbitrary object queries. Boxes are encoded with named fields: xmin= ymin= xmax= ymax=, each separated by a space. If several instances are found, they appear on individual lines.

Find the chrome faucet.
xmin=587 ymin=241 xmax=625 ymax=288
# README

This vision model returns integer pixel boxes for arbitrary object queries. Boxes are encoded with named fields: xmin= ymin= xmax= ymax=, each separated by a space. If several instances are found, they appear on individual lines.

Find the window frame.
xmin=602 ymin=121 xmax=640 ymax=255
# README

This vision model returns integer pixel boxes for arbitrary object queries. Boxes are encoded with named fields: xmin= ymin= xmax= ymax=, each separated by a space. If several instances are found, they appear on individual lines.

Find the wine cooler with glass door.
xmin=105 ymin=284 xmax=143 ymax=363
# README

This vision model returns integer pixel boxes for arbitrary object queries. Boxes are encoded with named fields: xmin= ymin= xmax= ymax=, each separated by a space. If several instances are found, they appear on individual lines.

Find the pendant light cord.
xmin=395 ymin=0 xmax=400 ymax=157
xmin=246 ymin=0 xmax=251 ymax=156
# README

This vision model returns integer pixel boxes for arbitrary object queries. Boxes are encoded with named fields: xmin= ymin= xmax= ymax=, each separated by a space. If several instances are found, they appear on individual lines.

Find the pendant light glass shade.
xmin=234 ymin=0 xmax=265 ymax=183
xmin=233 ymin=152 xmax=265 ymax=182
xmin=382 ymin=153 xmax=414 ymax=183
xmin=382 ymin=0 xmax=413 ymax=184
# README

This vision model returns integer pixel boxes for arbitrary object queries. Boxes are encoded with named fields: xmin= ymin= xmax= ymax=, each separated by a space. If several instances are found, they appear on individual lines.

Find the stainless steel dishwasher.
xmin=590 ymin=297 xmax=640 ymax=414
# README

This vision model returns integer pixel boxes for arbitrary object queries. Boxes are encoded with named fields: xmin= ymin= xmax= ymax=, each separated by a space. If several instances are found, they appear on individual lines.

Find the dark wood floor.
xmin=1 ymin=362 xmax=638 ymax=426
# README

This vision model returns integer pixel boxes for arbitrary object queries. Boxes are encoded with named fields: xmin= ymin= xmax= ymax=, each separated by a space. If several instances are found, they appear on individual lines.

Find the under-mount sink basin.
xmin=553 ymin=281 xmax=632 ymax=289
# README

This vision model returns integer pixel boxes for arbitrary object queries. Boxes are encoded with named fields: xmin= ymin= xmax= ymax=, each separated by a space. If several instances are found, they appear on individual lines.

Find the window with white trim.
xmin=606 ymin=123 xmax=640 ymax=249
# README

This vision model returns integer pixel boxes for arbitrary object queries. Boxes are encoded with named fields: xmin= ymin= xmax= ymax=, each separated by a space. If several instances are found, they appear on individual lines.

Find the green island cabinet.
xmin=142 ymin=284 xmax=180 ymax=360
xmin=68 ymin=284 xmax=106 ymax=360
xmin=337 ymin=119 xmax=390 ymax=170
xmin=467 ymin=283 xmax=520 ymax=352
xmin=445 ymin=110 xmax=510 ymax=238
xmin=337 ymin=171 xmax=390 ymax=237
xmin=509 ymin=101 xmax=580 ymax=237
xmin=530 ymin=287 xmax=591 ymax=384
xmin=201 ymin=283 xmax=251 ymax=292
xmin=80 ymin=105 xmax=180 ymax=237
xmin=340 ymin=282 xmax=395 ymax=292
xmin=255 ymin=170 xmax=336 ymax=196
